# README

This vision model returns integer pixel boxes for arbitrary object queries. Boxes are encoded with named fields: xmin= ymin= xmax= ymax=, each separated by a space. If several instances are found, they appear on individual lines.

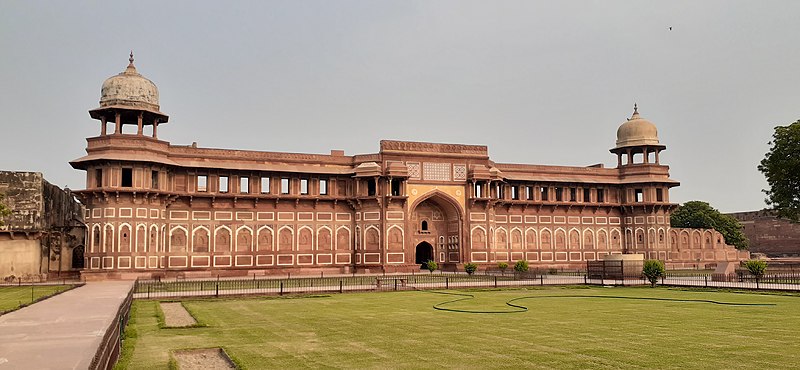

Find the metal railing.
xmin=132 ymin=271 xmax=594 ymax=299
xmin=131 ymin=270 xmax=800 ymax=300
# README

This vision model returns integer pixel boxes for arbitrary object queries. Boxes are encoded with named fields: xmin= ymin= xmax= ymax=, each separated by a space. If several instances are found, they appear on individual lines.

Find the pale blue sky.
xmin=1 ymin=1 xmax=798 ymax=212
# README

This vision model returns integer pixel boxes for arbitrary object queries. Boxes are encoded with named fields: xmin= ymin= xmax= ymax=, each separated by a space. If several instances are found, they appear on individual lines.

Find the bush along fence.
xmin=131 ymin=269 xmax=800 ymax=299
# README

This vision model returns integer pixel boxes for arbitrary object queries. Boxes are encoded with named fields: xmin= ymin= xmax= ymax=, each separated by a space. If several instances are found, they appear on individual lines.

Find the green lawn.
xmin=0 ymin=285 xmax=72 ymax=313
xmin=118 ymin=287 xmax=800 ymax=369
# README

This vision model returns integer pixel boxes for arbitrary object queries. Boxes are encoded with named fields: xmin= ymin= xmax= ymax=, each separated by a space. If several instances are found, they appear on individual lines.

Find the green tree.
xmin=670 ymin=201 xmax=748 ymax=249
xmin=424 ymin=260 xmax=438 ymax=273
xmin=513 ymin=260 xmax=529 ymax=273
xmin=743 ymin=259 xmax=767 ymax=278
xmin=759 ymin=120 xmax=800 ymax=222
xmin=464 ymin=263 xmax=478 ymax=275
xmin=642 ymin=260 xmax=666 ymax=288
xmin=0 ymin=192 xmax=11 ymax=227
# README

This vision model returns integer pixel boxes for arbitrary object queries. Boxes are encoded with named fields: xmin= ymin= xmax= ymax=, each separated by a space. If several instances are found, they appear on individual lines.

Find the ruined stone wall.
xmin=729 ymin=210 xmax=800 ymax=257
xmin=0 ymin=171 xmax=84 ymax=231
xmin=0 ymin=237 xmax=40 ymax=279
xmin=0 ymin=171 xmax=86 ymax=279
xmin=0 ymin=171 xmax=44 ymax=231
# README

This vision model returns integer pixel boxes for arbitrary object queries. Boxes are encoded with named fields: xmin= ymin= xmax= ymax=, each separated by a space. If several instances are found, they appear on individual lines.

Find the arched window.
xmin=421 ymin=220 xmax=428 ymax=231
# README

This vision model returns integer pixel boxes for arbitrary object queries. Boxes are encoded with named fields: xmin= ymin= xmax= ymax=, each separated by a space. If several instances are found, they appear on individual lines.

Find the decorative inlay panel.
xmin=423 ymin=162 xmax=451 ymax=181
xmin=407 ymin=162 xmax=421 ymax=180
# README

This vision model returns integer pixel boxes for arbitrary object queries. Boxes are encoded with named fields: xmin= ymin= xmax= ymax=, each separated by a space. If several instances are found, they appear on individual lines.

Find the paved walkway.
xmin=0 ymin=281 xmax=133 ymax=369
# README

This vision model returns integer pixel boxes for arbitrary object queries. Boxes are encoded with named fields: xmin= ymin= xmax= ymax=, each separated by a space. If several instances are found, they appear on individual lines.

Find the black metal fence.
xmin=132 ymin=271 xmax=595 ymax=299
xmin=132 ymin=269 xmax=800 ymax=299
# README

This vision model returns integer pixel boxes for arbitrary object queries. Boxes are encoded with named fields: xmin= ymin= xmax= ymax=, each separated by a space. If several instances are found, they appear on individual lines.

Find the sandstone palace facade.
xmin=72 ymin=56 xmax=748 ymax=279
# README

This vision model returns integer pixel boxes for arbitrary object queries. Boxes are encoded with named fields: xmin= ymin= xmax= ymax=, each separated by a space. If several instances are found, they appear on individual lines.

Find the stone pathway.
xmin=0 ymin=281 xmax=133 ymax=369
xmin=174 ymin=348 xmax=236 ymax=370
xmin=160 ymin=302 xmax=197 ymax=327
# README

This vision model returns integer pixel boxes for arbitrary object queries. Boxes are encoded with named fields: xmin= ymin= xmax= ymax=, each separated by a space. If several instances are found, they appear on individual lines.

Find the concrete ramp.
xmin=0 ymin=281 xmax=133 ymax=369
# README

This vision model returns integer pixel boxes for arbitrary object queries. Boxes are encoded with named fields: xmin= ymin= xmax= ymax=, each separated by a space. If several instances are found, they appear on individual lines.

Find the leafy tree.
xmin=513 ymin=260 xmax=529 ymax=273
xmin=642 ymin=259 xmax=665 ymax=288
xmin=424 ymin=260 xmax=438 ymax=273
xmin=743 ymin=259 xmax=767 ymax=278
xmin=0 ymin=192 xmax=11 ymax=227
xmin=759 ymin=120 xmax=800 ymax=221
xmin=464 ymin=263 xmax=478 ymax=275
xmin=497 ymin=262 xmax=508 ymax=274
xmin=670 ymin=201 xmax=748 ymax=249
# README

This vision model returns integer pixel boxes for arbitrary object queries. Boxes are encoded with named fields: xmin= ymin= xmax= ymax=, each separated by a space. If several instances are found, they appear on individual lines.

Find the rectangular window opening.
xmin=474 ymin=183 xmax=482 ymax=198
xmin=597 ymin=188 xmax=605 ymax=203
xmin=95 ymin=168 xmax=103 ymax=188
xmin=656 ymin=188 xmax=664 ymax=202
xmin=541 ymin=187 xmax=549 ymax=201
xmin=496 ymin=185 xmax=504 ymax=199
xmin=240 ymin=177 xmax=249 ymax=194
xmin=300 ymin=179 xmax=309 ymax=195
xmin=320 ymin=179 xmax=328 ymax=195
xmin=197 ymin=175 xmax=208 ymax=192
xmin=555 ymin=187 xmax=563 ymax=202
xmin=391 ymin=179 xmax=401 ymax=196
xmin=583 ymin=188 xmax=591 ymax=203
xmin=121 ymin=168 xmax=133 ymax=187
xmin=526 ymin=186 xmax=533 ymax=200
xmin=151 ymin=170 xmax=159 ymax=190
xmin=511 ymin=186 xmax=519 ymax=200
xmin=219 ymin=176 xmax=229 ymax=193
xmin=635 ymin=189 xmax=644 ymax=203
xmin=367 ymin=180 xmax=376 ymax=196
xmin=569 ymin=188 xmax=577 ymax=202
xmin=261 ymin=177 xmax=270 ymax=194
xmin=281 ymin=178 xmax=290 ymax=194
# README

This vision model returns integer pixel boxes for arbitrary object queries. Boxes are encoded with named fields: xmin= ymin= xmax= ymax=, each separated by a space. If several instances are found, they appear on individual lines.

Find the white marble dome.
xmin=99 ymin=54 xmax=160 ymax=111
xmin=615 ymin=104 xmax=660 ymax=149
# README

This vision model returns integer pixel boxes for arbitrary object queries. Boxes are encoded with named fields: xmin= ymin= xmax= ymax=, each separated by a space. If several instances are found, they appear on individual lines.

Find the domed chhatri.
xmin=614 ymin=104 xmax=660 ymax=149
xmin=609 ymin=104 xmax=666 ymax=167
xmin=99 ymin=52 xmax=161 ymax=111
xmin=89 ymin=52 xmax=168 ymax=137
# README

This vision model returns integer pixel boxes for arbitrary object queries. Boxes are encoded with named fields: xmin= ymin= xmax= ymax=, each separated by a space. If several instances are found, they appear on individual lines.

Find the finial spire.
xmin=633 ymin=103 xmax=638 ymax=115
xmin=128 ymin=51 xmax=134 ymax=65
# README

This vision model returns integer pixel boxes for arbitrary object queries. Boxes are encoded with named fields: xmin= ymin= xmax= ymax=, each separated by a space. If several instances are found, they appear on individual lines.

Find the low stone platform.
xmin=0 ymin=281 xmax=133 ymax=369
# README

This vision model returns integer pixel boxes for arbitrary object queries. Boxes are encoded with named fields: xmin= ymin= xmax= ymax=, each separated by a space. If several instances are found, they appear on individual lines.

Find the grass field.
xmin=118 ymin=286 xmax=800 ymax=369
xmin=0 ymin=285 xmax=73 ymax=313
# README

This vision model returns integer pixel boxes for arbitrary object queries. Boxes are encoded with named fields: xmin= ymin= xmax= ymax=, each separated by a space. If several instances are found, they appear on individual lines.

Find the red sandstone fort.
xmin=13 ymin=55 xmax=752 ymax=280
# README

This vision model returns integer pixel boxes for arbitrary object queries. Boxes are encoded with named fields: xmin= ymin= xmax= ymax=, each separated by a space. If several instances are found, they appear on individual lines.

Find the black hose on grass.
xmin=427 ymin=291 xmax=776 ymax=314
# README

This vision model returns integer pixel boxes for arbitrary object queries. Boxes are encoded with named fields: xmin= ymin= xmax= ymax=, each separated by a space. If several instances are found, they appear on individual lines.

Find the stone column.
xmin=101 ymin=116 xmax=107 ymax=136
xmin=137 ymin=113 xmax=143 ymax=135
xmin=114 ymin=113 xmax=121 ymax=134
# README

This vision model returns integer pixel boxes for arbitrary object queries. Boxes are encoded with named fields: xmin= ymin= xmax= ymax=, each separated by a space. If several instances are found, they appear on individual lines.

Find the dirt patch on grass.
xmin=173 ymin=348 xmax=235 ymax=370
xmin=160 ymin=302 xmax=197 ymax=327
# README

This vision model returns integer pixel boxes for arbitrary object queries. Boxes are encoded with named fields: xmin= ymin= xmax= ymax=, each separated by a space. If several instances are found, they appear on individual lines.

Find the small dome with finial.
xmin=614 ymin=104 xmax=660 ymax=149
xmin=99 ymin=52 xmax=160 ymax=112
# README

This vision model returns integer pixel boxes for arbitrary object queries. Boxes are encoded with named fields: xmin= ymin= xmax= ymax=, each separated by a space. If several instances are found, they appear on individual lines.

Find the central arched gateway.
xmin=415 ymin=242 xmax=434 ymax=266
xmin=409 ymin=190 xmax=463 ymax=269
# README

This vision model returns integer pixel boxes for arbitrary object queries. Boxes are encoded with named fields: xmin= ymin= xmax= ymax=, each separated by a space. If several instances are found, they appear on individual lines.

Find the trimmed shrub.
xmin=642 ymin=259 xmax=666 ymax=288
xmin=464 ymin=263 xmax=478 ymax=275
xmin=425 ymin=260 xmax=438 ymax=273
xmin=497 ymin=262 xmax=509 ymax=273
xmin=513 ymin=260 xmax=529 ymax=273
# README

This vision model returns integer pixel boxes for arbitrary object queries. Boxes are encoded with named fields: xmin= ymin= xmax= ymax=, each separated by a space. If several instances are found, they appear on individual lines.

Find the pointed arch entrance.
xmin=410 ymin=190 xmax=463 ymax=268
xmin=415 ymin=242 xmax=434 ymax=266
